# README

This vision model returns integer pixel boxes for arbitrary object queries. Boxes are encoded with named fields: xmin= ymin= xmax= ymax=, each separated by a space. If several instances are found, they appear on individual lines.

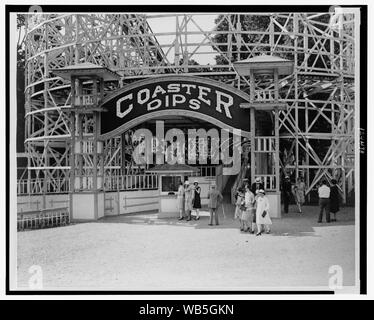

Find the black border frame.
xmin=5 ymin=4 xmax=368 ymax=296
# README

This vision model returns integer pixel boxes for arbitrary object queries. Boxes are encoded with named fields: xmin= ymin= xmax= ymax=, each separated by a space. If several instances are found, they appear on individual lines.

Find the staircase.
xmin=220 ymin=174 xmax=237 ymax=220
xmin=230 ymin=161 xmax=249 ymax=205
xmin=223 ymin=174 xmax=238 ymax=198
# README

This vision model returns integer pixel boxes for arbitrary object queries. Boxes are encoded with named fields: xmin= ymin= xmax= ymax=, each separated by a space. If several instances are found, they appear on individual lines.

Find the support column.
xmin=250 ymin=108 xmax=256 ymax=182
xmin=249 ymin=69 xmax=256 ymax=182
xmin=69 ymin=76 xmax=76 ymax=221
xmin=92 ymin=77 xmax=98 ymax=220
xmin=69 ymin=75 xmax=105 ymax=221
xmin=274 ymin=108 xmax=280 ymax=193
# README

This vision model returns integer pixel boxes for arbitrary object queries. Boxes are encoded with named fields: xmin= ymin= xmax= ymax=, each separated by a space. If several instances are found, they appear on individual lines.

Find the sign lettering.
xmin=100 ymin=76 xmax=251 ymax=139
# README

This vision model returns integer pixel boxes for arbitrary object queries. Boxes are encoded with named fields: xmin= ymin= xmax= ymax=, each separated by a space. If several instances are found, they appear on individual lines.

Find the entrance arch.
xmin=100 ymin=109 xmax=250 ymax=140
xmin=99 ymin=75 xmax=253 ymax=140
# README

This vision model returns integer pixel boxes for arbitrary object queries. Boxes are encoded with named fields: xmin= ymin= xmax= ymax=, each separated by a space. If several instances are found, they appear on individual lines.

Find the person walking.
xmin=281 ymin=175 xmax=292 ymax=214
xmin=243 ymin=184 xmax=255 ymax=233
xmin=293 ymin=177 xmax=306 ymax=213
xmin=177 ymin=181 xmax=185 ymax=220
xmin=255 ymin=189 xmax=272 ymax=236
xmin=318 ymin=180 xmax=331 ymax=223
xmin=184 ymin=181 xmax=195 ymax=221
xmin=234 ymin=188 xmax=245 ymax=230
xmin=207 ymin=183 xmax=223 ymax=226
xmin=330 ymin=179 xmax=340 ymax=222
xmin=192 ymin=180 xmax=202 ymax=220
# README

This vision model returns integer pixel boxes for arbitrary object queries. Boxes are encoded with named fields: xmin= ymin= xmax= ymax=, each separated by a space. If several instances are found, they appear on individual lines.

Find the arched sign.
xmin=100 ymin=75 xmax=251 ymax=140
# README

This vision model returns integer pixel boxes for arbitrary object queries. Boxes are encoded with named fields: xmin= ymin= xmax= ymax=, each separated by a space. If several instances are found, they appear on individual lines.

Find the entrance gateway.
xmin=100 ymin=75 xmax=252 ymax=140
xmin=52 ymin=62 xmax=290 ymax=220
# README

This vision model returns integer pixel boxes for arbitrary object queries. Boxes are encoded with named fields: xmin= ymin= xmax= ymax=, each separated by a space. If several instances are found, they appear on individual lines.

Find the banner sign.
xmin=100 ymin=76 xmax=251 ymax=139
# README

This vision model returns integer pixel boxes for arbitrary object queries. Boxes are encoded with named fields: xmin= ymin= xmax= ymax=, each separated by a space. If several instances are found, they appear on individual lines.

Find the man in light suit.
xmin=207 ymin=183 xmax=223 ymax=226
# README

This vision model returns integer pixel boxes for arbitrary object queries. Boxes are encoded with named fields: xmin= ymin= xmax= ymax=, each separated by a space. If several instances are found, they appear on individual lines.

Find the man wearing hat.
xmin=207 ymin=182 xmax=223 ymax=226
xmin=282 ymin=175 xmax=292 ymax=214
xmin=251 ymin=177 xmax=264 ymax=195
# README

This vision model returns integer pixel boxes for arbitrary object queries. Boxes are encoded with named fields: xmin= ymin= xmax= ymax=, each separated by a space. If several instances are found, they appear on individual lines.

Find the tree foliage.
xmin=212 ymin=15 xmax=270 ymax=65
xmin=212 ymin=13 xmax=337 ymax=70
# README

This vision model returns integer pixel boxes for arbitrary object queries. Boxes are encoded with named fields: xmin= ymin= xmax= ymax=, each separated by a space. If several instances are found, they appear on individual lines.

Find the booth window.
xmin=161 ymin=176 xmax=182 ymax=193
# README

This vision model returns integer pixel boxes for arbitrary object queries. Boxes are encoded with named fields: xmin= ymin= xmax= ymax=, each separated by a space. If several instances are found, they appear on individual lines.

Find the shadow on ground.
xmin=98 ymin=204 xmax=355 ymax=238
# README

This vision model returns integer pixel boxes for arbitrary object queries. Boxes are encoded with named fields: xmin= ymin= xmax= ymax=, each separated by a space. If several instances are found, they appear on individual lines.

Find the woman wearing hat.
xmin=192 ymin=180 xmax=202 ymax=220
xmin=243 ymin=184 xmax=255 ymax=232
xmin=255 ymin=189 xmax=272 ymax=235
xmin=177 ymin=181 xmax=185 ymax=220
xmin=184 ymin=180 xmax=195 ymax=221
xmin=281 ymin=175 xmax=292 ymax=214
xmin=330 ymin=179 xmax=340 ymax=222
xmin=292 ymin=177 xmax=306 ymax=213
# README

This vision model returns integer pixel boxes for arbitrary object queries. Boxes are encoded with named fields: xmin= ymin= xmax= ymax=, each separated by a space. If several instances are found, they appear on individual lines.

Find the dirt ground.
xmin=16 ymin=204 xmax=356 ymax=291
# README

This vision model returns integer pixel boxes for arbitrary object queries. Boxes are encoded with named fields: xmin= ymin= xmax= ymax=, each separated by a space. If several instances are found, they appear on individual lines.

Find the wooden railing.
xmin=255 ymin=137 xmax=276 ymax=152
xmin=231 ymin=161 xmax=248 ymax=204
xmin=17 ymin=178 xmax=69 ymax=195
xmin=190 ymin=165 xmax=217 ymax=177
xmin=255 ymin=175 xmax=276 ymax=191
xmin=17 ymin=207 xmax=70 ymax=231
xmin=104 ymin=174 xmax=159 ymax=191
xmin=254 ymin=89 xmax=276 ymax=102
xmin=17 ymin=166 xmax=218 ymax=195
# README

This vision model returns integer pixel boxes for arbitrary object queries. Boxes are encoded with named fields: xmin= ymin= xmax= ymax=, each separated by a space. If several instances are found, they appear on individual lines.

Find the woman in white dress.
xmin=242 ymin=184 xmax=255 ymax=232
xmin=255 ymin=189 xmax=272 ymax=236
xmin=292 ymin=177 xmax=306 ymax=213
xmin=184 ymin=181 xmax=195 ymax=221
xmin=177 ymin=181 xmax=185 ymax=220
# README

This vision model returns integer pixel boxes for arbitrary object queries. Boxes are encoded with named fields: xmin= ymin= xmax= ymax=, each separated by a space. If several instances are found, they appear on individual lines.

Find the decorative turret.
xmin=234 ymin=54 xmax=293 ymax=106
xmin=52 ymin=63 xmax=120 ymax=220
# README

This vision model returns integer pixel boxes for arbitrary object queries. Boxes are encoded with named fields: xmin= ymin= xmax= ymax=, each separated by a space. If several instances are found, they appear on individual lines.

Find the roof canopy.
xmin=51 ymin=62 xmax=120 ymax=81
xmin=233 ymin=54 xmax=294 ymax=76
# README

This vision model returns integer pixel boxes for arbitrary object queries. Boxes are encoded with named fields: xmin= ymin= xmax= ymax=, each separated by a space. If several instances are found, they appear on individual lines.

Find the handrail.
xmin=231 ymin=161 xmax=248 ymax=205
xmin=104 ymin=174 xmax=159 ymax=191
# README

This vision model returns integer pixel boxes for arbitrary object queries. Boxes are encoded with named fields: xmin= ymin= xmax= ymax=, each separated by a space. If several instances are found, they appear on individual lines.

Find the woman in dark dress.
xmin=330 ymin=179 xmax=340 ymax=222
xmin=193 ymin=181 xmax=202 ymax=220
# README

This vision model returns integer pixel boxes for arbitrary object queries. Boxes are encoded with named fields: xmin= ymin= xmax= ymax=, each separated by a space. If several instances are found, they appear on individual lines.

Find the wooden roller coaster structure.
xmin=20 ymin=11 xmax=356 ymax=202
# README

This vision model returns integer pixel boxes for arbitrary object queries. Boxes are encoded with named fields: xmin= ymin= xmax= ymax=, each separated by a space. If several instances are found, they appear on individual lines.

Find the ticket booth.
xmin=147 ymin=164 xmax=199 ymax=218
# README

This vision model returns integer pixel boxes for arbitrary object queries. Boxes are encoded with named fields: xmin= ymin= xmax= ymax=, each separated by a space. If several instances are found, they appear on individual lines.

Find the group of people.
xmin=177 ymin=175 xmax=340 ymax=229
xmin=281 ymin=176 xmax=306 ymax=214
xmin=234 ymin=177 xmax=272 ymax=236
xmin=177 ymin=180 xmax=223 ymax=226
xmin=177 ymin=180 xmax=202 ymax=221
xmin=282 ymin=175 xmax=340 ymax=222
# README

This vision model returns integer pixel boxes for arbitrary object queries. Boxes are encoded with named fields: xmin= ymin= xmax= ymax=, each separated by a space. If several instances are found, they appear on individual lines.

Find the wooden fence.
xmin=17 ymin=207 xmax=70 ymax=231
